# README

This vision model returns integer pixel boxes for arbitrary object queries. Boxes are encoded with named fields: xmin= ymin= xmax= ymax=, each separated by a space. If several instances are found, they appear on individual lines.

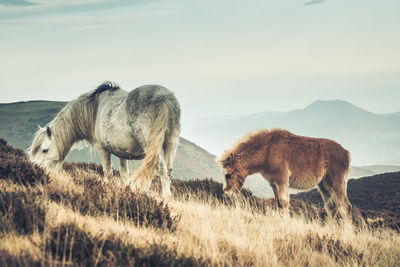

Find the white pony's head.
xmin=29 ymin=125 xmax=62 ymax=170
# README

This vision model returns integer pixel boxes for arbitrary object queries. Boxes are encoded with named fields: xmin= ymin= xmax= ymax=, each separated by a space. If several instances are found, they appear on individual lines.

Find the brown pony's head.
xmin=218 ymin=152 xmax=247 ymax=195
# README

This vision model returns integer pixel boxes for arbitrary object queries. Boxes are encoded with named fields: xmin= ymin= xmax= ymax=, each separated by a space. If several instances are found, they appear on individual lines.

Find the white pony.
xmin=29 ymin=82 xmax=181 ymax=196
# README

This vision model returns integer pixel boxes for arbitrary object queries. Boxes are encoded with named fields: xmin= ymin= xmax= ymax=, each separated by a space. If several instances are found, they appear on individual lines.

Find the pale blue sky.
xmin=1 ymin=0 xmax=399 ymax=121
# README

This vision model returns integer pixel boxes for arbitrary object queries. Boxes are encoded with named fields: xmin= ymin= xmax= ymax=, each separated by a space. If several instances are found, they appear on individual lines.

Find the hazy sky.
xmin=1 ymin=0 xmax=399 ymax=121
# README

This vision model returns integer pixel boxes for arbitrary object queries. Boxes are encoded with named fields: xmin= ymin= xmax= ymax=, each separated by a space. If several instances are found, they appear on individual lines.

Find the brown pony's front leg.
xmin=268 ymin=174 xmax=290 ymax=209
xmin=275 ymin=183 xmax=289 ymax=209
xmin=270 ymin=171 xmax=290 ymax=209
xmin=269 ymin=182 xmax=279 ymax=200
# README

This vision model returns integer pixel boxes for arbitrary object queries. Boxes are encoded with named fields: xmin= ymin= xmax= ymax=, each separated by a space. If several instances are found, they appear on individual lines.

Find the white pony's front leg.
xmin=96 ymin=146 xmax=112 ymax=181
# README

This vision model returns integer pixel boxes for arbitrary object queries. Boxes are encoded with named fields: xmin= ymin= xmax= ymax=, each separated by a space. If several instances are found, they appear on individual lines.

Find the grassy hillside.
xmin=0 ymin=101 xmax=222 ymax=181
xmin=1 ymin=139 xmax=399 ymax=266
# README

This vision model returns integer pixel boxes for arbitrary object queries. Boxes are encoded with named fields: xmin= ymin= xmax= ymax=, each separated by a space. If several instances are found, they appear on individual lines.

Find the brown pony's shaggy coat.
xmin=218 ymin=129 xmax=352 ymax=219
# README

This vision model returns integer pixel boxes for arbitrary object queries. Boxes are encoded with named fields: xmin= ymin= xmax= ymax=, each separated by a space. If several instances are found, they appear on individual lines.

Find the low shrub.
xmin=0 ymin=138 xmax=49 ymax=185
xmin=171 ymin=178 xmax=226 ymax=203
xmin=0 ymin=250 xmax=41 ymax=267
xmin=0 ymin=190 xmax=45 ymax=235
xmin=63 ymin=162 xmax=119 ymax=181
xmin=360 ymin=209 xmax=400 ymax=232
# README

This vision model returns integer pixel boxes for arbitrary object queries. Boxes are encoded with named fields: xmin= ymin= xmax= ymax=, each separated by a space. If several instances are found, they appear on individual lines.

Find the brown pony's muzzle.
xmin=223 ymin=172 xmax=245 ymax=196
xmin=224 ymin=188 xmax=233 ymax=196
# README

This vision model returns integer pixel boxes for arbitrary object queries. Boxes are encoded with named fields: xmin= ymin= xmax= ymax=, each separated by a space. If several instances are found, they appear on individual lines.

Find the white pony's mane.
xmin=29 ymin=82 xmax=120 ymax=161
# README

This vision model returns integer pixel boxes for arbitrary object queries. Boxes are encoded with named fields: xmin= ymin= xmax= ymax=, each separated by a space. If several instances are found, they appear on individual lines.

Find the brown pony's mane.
xmin=218 ymin=128 xmax=289 ymax=167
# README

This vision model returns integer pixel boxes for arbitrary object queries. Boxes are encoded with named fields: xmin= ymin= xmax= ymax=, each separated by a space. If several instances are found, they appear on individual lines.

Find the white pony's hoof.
xmin=127 ymin=181 xmax=138 ymax=192
xmin=162 ymin=189 xmax=172 ymax=199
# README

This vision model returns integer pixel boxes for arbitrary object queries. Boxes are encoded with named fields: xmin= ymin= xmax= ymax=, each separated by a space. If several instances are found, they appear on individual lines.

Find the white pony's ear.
xmin=37 ymin=124 xmax=42 ymax=130
xmin=46 ymin=126 xmax=52 ymax=138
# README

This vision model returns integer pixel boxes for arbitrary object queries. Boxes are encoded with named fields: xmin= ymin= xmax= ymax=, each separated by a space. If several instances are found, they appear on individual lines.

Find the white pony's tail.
xmin=135 ymin=96 xmax=171 ymax=183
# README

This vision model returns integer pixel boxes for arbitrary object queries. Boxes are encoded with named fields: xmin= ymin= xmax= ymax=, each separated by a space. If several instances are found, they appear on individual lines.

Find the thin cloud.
xmin=0 ymin=0 xmax=156 ymax=21
xmin=0 ymin=0 xmax=38 ymax=6
xmin=304 ymin=0 xmax=326 ymax=6
xmin=0 ymin=1 xmax=177 ymax=32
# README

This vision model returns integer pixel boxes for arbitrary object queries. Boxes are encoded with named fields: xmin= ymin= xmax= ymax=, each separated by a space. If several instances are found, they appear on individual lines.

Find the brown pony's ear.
xmin=46 ymin=126 xmax=52 ymax=138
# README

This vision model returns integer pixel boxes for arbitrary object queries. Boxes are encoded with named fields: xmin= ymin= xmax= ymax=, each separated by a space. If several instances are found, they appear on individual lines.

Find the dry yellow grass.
xmin=1 ymin=167 xmax=400 ymax=267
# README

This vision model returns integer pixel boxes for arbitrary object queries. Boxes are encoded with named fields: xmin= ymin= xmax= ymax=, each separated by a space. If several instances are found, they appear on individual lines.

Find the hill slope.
xmin=0 ymin=140 xmax=399 ymax=266
xmin=0 ymin=101 xmax=66 ymax=148
xmin=0 ymin=101 xmax=222 ymax=181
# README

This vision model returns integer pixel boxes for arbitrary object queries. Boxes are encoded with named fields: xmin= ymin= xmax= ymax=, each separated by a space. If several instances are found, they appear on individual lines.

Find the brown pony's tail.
xmin=134 ymin=95 xmax=171 ymax=183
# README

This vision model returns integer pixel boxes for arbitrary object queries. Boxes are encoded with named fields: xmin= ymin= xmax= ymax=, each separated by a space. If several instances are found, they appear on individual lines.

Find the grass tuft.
xmin=45 ymin=223 xmax=207 ymax=266
xmin=274 ymin=231 xmax=364 ymax=266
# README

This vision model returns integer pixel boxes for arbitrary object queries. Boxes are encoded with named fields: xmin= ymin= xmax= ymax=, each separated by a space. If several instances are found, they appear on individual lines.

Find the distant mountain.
xmin=348 ymin=166 xmax=375 ymax=178
xmin=281 ymin=100 xmax=396 ymax=136
xmin=0 ymin=101 xmax=223 ymax=181
xmin=380 ymin=111 xmax=400 ymax=119
xmin=183 ymin=99 xmax=400 ymax=166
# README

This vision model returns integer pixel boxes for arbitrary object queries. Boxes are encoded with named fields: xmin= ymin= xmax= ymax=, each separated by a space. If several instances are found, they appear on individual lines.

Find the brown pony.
xmin=218 ymin=129 xmax=352 ymax=219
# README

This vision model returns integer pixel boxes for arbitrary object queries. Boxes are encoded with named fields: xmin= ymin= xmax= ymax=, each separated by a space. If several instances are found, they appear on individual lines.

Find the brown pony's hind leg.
xmin=318 ymin=177 xmax=352 ymax=221
xmin=318 ymin=180 xmax=336 ymax=217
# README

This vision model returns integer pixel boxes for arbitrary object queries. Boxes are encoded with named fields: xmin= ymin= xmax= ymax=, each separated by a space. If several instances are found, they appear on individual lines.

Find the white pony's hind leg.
xmin=157 ymin=152 xmax=172 ymax=197
xmin=163 ymin=133 xmax=179 ymax=179
xmin=119 ymin=158 xmax=129 ymax=180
